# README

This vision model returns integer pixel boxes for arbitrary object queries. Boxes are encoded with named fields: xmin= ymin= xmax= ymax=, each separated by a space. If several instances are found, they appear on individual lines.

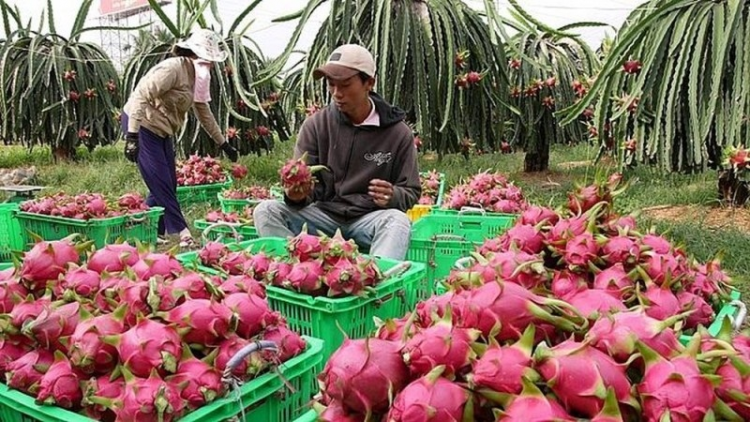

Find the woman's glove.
xmin=220 ymin=141 xmax=239 ymax=162
xmin=124 ymin=132 xmax=139 ymax=163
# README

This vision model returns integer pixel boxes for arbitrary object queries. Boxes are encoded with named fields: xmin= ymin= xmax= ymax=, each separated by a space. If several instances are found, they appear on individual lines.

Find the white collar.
xmin=354 ymin=97 xmax=380 ymax=127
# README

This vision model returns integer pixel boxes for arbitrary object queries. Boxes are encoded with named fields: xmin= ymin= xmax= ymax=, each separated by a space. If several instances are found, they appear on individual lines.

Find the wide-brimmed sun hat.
xmin=176 ymin=29 xmax=228 ymax=63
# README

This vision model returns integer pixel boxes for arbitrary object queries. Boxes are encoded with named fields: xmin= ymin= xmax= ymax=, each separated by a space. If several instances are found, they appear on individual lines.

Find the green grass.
xmin=3 ymin=141 xmax=749 ymax=295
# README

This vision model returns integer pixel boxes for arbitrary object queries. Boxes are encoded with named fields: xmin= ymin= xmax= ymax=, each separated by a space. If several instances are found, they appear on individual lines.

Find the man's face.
xmin=327 ymin=74 xmax=375 ymax=115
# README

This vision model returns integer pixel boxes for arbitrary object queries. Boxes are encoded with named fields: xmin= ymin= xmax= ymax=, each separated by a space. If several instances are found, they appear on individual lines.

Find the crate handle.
xmin=201 ymin=222 xmax=242 ymax=244
xmin=374 ymin=289 xmax=405 ymax=308
xmin=222 ymin=340 xmax=278 ymax=384
xmin=730 ymin=300 xmax=748 ymax=331
xmin=454 ymin=256 xmax=476 ymax=270
xmin=430 ymin=234 xmax=468 ymax=242
xmin=126 ymin=212 xmax=149 ymax=224
xmin=458 ymin=206 xmax=486 ymax=216
xmin=382 ymin=261 xmax=411 ymax=280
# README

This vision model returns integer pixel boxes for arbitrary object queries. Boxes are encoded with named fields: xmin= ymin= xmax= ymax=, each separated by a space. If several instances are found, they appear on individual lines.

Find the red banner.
xmin=99 ymin=0 xmax=151 ymax=15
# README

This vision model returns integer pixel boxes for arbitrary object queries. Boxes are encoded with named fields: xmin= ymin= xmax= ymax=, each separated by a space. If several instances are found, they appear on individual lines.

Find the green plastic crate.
xmin=679 ymin=290 xmax=744 ymax=345
xmin=14 ymin=208 xmax=163 ymax=250
xmin=406 ymin=212 xmax=518 ymax=298
xmin=0 ymin=203 xmax=23 ymax=261
xmin=193 ymin=219 xmax=259 ymax=244
xmin=218 ymin=193 xmax=262 ymax=214
xmin=0 ymin=336 xmax=323 ymax=422
xmin=176 ymin=175 xmax=233 ymax=207
xmin=177 ymin=237 xmax=426 ymax=361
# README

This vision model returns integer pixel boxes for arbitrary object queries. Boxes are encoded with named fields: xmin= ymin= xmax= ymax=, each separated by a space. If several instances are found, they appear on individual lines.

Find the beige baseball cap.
xmin=313 ymin=44 xmax=376 ymax=81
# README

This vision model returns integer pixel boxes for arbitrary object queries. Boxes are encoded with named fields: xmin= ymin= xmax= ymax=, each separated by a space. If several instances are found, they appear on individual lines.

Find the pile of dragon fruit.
xmin=198 ymin=228 xmax=383 ymax=297
xmin=0 ymin=236 xmax=306 ymax=421
xmin=441 ymin=170 xmax=528 ymax=213
xmin=176 ymin=155 xmax=227 ymax=186
xmin=310 ymin=174 xmax=749 ymax=421
xmin=220 ymin=186 xmax=272 ymax=201
xmin=416 ymin=170 xmax=443 ymax=206
xmin=204 ymin=208 xmax=252 ymax=224
xmin=19 ymin=192 xmax=150 ymax=220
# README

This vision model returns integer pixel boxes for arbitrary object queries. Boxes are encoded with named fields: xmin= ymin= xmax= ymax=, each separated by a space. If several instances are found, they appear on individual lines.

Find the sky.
xmin=4 ymin=0 xmax=645 ymax=66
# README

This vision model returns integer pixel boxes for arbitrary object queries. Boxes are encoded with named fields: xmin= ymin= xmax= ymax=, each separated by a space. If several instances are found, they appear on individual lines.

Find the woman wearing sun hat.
xmin=121 ymin=28 xmax=239 ymax=248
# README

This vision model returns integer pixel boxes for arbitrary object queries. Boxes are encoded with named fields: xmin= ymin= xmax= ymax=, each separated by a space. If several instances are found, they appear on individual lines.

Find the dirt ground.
xmin=642 ymin=204 xmax=750 ymax=233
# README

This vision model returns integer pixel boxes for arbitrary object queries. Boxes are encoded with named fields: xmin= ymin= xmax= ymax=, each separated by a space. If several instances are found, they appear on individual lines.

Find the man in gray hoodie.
xmin=253 ymin=44 xmax=421 ymax=260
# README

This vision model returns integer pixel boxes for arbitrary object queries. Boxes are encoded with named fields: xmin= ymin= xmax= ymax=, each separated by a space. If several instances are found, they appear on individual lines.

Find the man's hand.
xmin=369 ymin=179 xmax=394 ymax=208
xmin=124 ymin=132 xmax=139 ymax=163
xmin=285 ymin=180 xmax=314 ymax=203
xmin=220 ymin=141 xmax=239 ymax=162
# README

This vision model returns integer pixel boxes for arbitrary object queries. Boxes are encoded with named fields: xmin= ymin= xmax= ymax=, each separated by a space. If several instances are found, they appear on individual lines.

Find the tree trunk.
xmin=524 ymin=146 xmax=549 ymax=172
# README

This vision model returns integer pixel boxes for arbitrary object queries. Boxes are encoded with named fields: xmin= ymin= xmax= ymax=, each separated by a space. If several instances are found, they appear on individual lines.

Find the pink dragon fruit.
xmin=0 ymin=278 xmax=27 ymax=314
xmin=0 ymin=338 xmax=31 ymax=376
xmin=218 ymin=251 xmax=249 ymax=275
xmin=86 ymin=243 xmax=139 ymax=273
xmin=592 ymin=264 xmax=634 ymax=299
xmin=534 ymin=339 xmax=640 ymax=417
xmin=23 ymin=301 xmax=81 ymax=353
xmin=223 ymin=293 xmax=278 ymax=339
xmin=35 ymin=351 xmax=83 ymax=408
xmin=68 ymin=305 xmax=127 ymax=374
xmin=220 ymin=274 xmax=266 ymax=297
xmin=170 ymin=273 xmax=214 ymax=301
xmin=686 ymin=259 xmax=731 ymax=299
xmin=159 ymin=299 xmax=234 ymax=346
xmin=481 ymin=251 xmax=547 ymax=289
xmin=5 ymin=349 xmax=55 ymax=394
xmin=636 ymin=339 xmax=718 ymax=421
xmin=319 ymin=338 xmax=410 ymax=415
xmin=568 ymin=184 xmax=606 ymax=215
xmin=604 ymin=215 xmax=637 ymax=235
xmin=81 ymin=374 xmax=125 ymax=421
xmin=320 ymin=229 xmax=359 ymax=264
xmin=285 ymin=260 xmax=325 ymax=293
xmin=198 ymin=242 xmax=228 ymax=267
xmin=676 ymin=291 xmax=715 ymax=330
xmin=550 ymin=270 xmax=589 ymax=300
xmin=476 ymin=237 xmax=504 ymax=256
xmin=356 ymin=256 xmax=382 ymax=287
xmin=468 ymin=325 xmax=537 ymax=395
xmin=375 ymin=315 xmax=419 ymax=343
xmin=498 ymin=224 xmax=546 ymax=254
xmin=241 ymin=252 xmax=272 ymax=281
xmin=642 ymin=252 xmax=688 ymax=286
xmin=601 ymin=235 xmax=640 ymax=266
xmin=493 ymin=376 xmax=574 ymax=421
xmin=260 ymin=325 xmax=306 ymax=362
xmin=168 ymin=348 xmax=223 ymax=409
xmin=131 ymin=253 xmax=182 ymax=280
xmin=214 ymin=335 xmax=268 ymax=377
xmin=457 ymin=280 xmax=586 ymax=342
xmin=54 ymin=265 xmax=101 ymax=299
xmin=563 ymin=233 xmax=600 ymax=269
xmin=386 ymin=366 xmax=473 ymax=421
xmin=402 ymin=312 xmax=480 ymax=378
xmin=585 ymin=309 xmax=685 ymax=362
xmin=20 ymin=238 xmax=83 ymax=292
xmin=313 ymin=400 xmax=364 ymax=422
xmin=715 ymin=355 xmax=750 ymax=419
xmin=1 ymin=295 xmax=49 ymax=336
xmin=105 ymin=319 xmax=182 ymax=377
xmin=520 ymin=206 xmax=560 ymax=226
xmin=639 ymin=284 xmax=681 ymax=321
xmin=641 ymin=234 xmax=673 ymax=254
xmin=547 ymin=215 xmax=589 ymax=252
xmin=565 ymin=289 xmax=627 ymax=320
xmin=264 ymin=261 xmax=293 ymax=287
xmin=415 ymin=292 xmax=464 ymax=327
xmin=325 ymin=258 xmax=365 ymax=296
xmin=287 ymin=225 xmax=325 ymax=261
xmin=97 ymin=368 xmax=186 ymax=422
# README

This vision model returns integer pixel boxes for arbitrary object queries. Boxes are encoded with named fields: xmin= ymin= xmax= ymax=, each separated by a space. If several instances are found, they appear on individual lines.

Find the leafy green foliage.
xmin=276 ymin=0 xmax=511 ymax=155
xmin=560 ymin=0 xmax=750 ymax=173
